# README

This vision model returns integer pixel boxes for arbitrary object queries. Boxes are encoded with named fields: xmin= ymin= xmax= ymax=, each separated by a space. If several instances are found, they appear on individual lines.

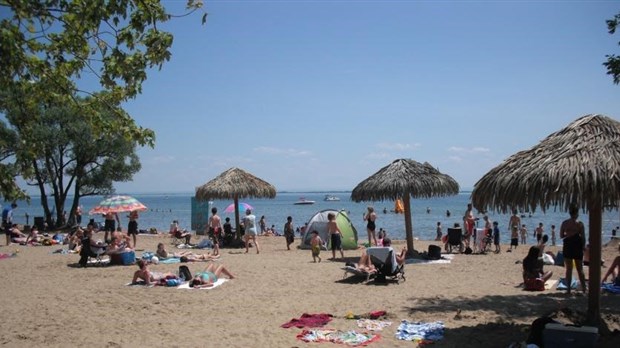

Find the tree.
xmin=604 ymin=13 xmax=620 ymax=84
xmin=0 ymin=0 xmax=205 ymax=200
xmin=5 ymin=98 xmax=143 ymax=227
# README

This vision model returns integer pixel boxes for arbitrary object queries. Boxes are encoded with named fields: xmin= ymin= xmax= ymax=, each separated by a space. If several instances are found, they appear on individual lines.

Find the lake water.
xmin=4 ymin=192 xmax=619 ymax=245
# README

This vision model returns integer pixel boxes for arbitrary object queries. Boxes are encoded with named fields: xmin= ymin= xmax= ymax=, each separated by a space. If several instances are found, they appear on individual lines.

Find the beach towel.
xmin=601 ymin=283 xmax=620 ymax=294
xmin=356 ymin=319 xmax=392 ymax=331
xmin=0 ymin=253 xmax=17 ymax=260
xmin=125 ymin=281 xmax=155 ymax=288
xmin=160 ymin=257 xmax=181 ymax=264
xmin=177 ymin=278 xmax=227 ymax=290
xmin=281 ymin=313 xmax=333 ymax=328
xmin=405 ymin=254 xmax=454 ymax=265
xmin=296 ymin=329 xmax=380 ymax=346
xmin=396 ymin=320 xmax=445 ymax=342
xmin=556 ymin=278 xmax=579 ymax=290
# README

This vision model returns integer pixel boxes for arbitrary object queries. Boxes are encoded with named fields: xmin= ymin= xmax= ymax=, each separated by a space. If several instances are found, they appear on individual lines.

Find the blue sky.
xmin=86 ymin=1 xmax=620 ymax=193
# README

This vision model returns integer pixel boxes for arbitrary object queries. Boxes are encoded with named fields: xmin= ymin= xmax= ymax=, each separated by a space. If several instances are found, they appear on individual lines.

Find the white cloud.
xmin=448 ymin=156 xmax=463 ymax=163
xmin=149 ymin=155 xmax=175 ymax=164
xmin=253 ymin=146 xmax=311 ymax=157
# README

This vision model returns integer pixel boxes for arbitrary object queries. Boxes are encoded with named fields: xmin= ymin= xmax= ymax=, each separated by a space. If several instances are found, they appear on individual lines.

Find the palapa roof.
xmin=351 ymin=158 xmax=459 ymax=202
xmin=472 ymin=114 xmax=620 ymax=213
xmin=195 ymin=167 xmax=276 ymax=201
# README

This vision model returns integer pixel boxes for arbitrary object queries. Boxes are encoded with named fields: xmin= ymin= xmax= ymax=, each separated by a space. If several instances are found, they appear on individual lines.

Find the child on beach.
xmin=327 ymin=212 xmax=344 ymax=260
xmin=493 ymin=221 xmax=500 ymax=253
xmin=550 ymin=225 xmax=556 ymax=246
xmin=284 ymin=216 xmax=294 ymax=251
xmin=509 ymin=225 xmax=519 ymax=252
xmin=520 ymin=224 xmax=527 ymax=245
xmin=435 ymin=222 xmax=442 ymax=241
xmin=310 ymin=230 xmax=322 ymax=263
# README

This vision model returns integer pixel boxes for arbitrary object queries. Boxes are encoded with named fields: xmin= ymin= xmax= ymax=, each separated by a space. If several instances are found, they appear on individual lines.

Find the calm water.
xmin=4 ymin=192 xmax=619 ymax=245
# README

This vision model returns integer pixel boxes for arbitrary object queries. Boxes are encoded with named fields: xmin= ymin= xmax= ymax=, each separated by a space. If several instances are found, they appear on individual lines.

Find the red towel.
xmin=281 ymin=313 xmax=333 ymax=328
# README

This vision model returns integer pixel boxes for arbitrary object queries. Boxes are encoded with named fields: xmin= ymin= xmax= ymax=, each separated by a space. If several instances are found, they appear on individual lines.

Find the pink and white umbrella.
xmin=88 ymin=195 xmax=148 ymax=215
xmin=224 ymin=202 xmax=253 ymax=214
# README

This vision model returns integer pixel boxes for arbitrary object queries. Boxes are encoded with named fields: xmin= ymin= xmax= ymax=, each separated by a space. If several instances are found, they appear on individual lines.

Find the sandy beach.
xmin=0 ymin=232 xmax=619 ymax=347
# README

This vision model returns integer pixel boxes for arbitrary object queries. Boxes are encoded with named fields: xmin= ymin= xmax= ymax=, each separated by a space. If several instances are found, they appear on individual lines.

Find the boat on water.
xmin=294 ymin=198 xmax=315 ymax=205
xmin=324 ymin=194 xmax=340 ymax=201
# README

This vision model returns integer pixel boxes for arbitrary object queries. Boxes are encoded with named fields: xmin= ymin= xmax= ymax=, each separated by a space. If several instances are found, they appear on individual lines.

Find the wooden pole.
xmin=403 ymin=194 xmax=415 ymax=257
xmin=587 ymin=198 xmax=602 ymax=326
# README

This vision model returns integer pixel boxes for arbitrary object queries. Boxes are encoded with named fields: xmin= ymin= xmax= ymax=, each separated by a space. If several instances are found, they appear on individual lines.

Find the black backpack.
xmin=178 ymin=265 xmax=192 ymax=281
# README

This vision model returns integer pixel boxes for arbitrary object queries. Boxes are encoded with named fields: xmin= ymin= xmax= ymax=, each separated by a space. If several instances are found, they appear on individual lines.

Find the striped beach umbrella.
xmin=88 ymin=195 xmax=148 ymax=215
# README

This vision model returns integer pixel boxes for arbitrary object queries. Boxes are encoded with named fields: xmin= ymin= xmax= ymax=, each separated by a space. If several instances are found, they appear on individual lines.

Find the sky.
xmin=19 ymin=1 xmax=620 ymax=194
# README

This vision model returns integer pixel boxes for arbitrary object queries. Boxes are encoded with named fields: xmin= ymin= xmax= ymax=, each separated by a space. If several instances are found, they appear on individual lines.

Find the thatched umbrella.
xmin=195 ymin=167 xmax=277 ymax=239
xmin=351 ymin=159 xmax=460 ymax=256
xmin=471 ymin=114 xmax=620 ymax=326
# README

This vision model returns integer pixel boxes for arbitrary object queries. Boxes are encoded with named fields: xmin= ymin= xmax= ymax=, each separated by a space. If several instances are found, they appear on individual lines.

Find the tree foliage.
xmin=604 ymin=13 xmax=620 ymax=84
xmin=6 ymin=99 xmax=142 ymax=227
xmin=0 ymin=0 xmax=205 ymax=201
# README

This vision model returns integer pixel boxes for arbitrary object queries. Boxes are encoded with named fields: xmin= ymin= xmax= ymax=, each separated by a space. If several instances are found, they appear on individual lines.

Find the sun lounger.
xmin=342 ymin=264 xmax=376 ymax=282
xmin=366 ymin=247 xmax=405 ymax=283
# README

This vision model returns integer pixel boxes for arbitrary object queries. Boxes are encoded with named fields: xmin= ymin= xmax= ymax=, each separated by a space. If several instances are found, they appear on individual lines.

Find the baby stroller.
xmin=446 ymin=228 xmax=463 ymax=253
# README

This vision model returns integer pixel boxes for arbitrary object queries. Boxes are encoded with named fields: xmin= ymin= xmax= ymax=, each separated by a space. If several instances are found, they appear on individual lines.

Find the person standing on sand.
xmin=363 ymin=206 xmax=377 ymax=246
xmin=310 ymin=230 xmax=323 ymax=263
xmin=243 ymin=209 xmax=259 ymax=254
xmin=327 ymin=212 xmax=344 ymax=260
xmin=2 ymin=203 xmax=17 ymax=246
xmin=259 ymin=215 xmax=267 ymax=235
xmin=463 ymin=203 xmax=476 ymax=248
xmin=560 ymin=204 xmax=587 ymax=295
xmin=534 ymin=222 xmax=544 ymax=243
xmin=208 ymin=207 xmax=221 ymax=256
xmin=550 ymin=224 xmax=557 ymax=246
xmin=103 ymin=212 xmax=120 ymax=244
xmin=283 ymin=216 xmax=295 ymax=250
xmin=127 ymin=210 xmax=139 ymax=249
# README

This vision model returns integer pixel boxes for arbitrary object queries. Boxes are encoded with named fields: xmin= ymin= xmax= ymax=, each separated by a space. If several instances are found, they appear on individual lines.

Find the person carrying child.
xmin=310 ymin=230 xmax=323 ymax=263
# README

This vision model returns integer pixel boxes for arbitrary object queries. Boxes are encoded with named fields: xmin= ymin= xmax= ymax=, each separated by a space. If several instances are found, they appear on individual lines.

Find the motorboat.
xmin=323 ymin=195 xmax=340 ymax=201
xmin=294 ymin=197 xmax=315 ymax=205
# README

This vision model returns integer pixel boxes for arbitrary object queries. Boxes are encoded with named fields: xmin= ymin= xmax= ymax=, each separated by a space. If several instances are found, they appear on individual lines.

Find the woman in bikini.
xmin=189 ymin=262 xmax=235 ymax=288
xmin=560 ymin=203 xmax=587 ymax=294
xmin=363 ymin=206 xmax=377 ymax=246
xmin=132 ymin=259 xmax=179 ymax=286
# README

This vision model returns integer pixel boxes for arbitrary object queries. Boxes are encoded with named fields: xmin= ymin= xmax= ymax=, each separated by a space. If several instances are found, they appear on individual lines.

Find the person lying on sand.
xmin=179 ymin=253 xmax=221 ymax=263
xmin=132 ymin=259 xmax=179 ymax=286
xmin=156 ymin=243 xmax=219 ymax=260
xmin=189 ymin=262 xmax=234 ymax=288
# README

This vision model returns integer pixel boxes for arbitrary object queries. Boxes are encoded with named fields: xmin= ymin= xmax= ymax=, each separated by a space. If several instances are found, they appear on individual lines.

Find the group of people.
xmin=131 ymin=259 xmax=235 ymax=288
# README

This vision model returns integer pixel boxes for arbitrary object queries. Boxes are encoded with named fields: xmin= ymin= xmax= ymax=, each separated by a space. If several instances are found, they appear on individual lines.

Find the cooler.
xmin=543 ymin=323 xmax=598 ymax=348
xmin=110 ymin=251 xmax=136 ymax=265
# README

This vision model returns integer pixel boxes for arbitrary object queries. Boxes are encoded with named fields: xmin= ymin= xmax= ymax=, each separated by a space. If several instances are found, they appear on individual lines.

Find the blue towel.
xmin=601 ymin=283 xmax=620 ymax=294
xmin=160 ymin=257 xmax=181 ymax=264
xmin=396 ymin=320 xmax=444 ymax=341
xmin=557 ymin=278 xmax=578 ymax=290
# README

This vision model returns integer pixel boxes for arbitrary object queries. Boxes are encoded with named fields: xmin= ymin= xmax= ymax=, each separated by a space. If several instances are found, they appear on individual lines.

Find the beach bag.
xmin=554 ymin=251 xmax=564 ymax=266
xmin=178 ymin=265 xmax=192 ymax=281
xmin=428 ymin=245 xmax=441 ymax=260
xmin=141 ymin=252 xmax=154 ymax=261
xmin=524 ymin=278 xmax=545 ymax=291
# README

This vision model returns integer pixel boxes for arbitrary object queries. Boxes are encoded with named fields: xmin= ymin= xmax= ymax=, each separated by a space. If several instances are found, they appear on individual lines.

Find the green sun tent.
xmin=300 ymin=209 xmax=359 ymax=250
